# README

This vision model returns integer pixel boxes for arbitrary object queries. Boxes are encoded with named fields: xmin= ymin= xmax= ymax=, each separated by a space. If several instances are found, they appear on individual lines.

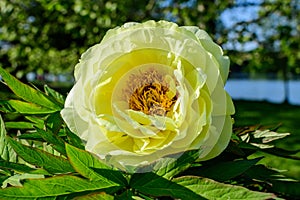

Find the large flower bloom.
xmin=61 ymin=20 xmax=235 ymax=172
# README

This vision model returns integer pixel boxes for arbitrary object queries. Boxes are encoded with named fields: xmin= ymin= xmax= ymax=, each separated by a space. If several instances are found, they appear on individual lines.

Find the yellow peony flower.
xmin=61 ymin=20 xmax=235 ymax=172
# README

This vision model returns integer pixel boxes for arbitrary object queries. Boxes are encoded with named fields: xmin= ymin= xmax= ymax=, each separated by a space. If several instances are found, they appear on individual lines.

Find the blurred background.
xmin=0 ymin=0 xmax=299 ymax=178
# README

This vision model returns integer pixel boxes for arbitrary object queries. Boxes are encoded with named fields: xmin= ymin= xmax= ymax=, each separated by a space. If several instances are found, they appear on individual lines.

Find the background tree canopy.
xmin=0 ymin=0 xmax=299 ymax=80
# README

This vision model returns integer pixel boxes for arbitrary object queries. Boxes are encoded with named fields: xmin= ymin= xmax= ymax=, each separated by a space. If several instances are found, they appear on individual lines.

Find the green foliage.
xmin=225 ymin=0 xmax=300 ymax=76
xmin=1 ymin=0 xmax=298 ymax=79
xmin=1 ymin=68 xmax=300 ymax=199
xmin=174 ymin=176 xmax=276 ymax=200
xmin=0 ymin=0 xmax=153 ymax=78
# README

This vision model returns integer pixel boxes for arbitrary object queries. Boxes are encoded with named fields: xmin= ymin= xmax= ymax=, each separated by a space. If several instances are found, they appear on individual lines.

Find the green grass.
xmin=233 ymin=100 xmax=300 ymax=180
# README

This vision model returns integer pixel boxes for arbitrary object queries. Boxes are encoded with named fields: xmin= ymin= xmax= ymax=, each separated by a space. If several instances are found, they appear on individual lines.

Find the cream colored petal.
xmin=198 ymin=116 xmax=233 ymax=161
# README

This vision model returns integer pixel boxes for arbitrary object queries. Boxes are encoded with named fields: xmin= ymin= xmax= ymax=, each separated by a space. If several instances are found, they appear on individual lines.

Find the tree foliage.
xmin=223 ymin=0 xmax=300 ymax=77
xmin=0 ymin=0 xmax=299 ymax=79
xmin=0 ymin=0 xmax=153 ymax=78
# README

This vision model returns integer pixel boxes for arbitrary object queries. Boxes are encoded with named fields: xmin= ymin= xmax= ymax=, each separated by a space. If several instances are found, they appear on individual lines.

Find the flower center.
xmin=124 ymin=68 xmax=177 ymax=116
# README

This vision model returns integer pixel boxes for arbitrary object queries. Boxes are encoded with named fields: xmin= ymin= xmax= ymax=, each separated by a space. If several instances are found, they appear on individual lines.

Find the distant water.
xmin=225 ymin=79 xmax=300 ymax=105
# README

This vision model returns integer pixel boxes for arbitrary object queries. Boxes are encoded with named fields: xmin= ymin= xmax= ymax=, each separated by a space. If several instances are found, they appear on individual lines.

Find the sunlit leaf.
xmin=137 ymin=149 xmax=202 ymax=180
xmin=0 ymin=100 xmax=56 ymax=114
xmin=4 ymin=121 xmax=34 ymax=129
xmin=0 ymin=67 xmax=61 ymax=111
xmin=130 ymin=173 xmax=204 ymax=199
xmin=35 ymin=128 xmax=66 ymax=155
xmin=0 ymin=175 xmax=119 ymax=199
xmin=64 ymin=127 xmax=85 ymax=149
xmin=173 ymin=176 xmax=276 ymax=200
xmin=25 ymin=116 xmax=45 ymax=129
xmin=66 ymin=143 xmax=127 ymax=186
xmin=73 ymin=191 xmax=114 ymax=200
xmin=7 ymin=137 xmax=74 ymax=174
xmin=46 ymin=111 xmax=63 ymax=134
xmin=0 ymin=116 xmax=16 ymax=162
xmin=44 ymin=85 xmax=65 ymax=105
xmin=0 ymin=159 xmax=35 ymax=174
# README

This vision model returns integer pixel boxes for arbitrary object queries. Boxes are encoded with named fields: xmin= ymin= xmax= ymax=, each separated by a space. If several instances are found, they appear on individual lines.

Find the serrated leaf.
xmin=0 ymin=116 xmax=16 ymax=162
xmin=130 ymin=172 xmax=204 ymax=199
xmin=7 ymin=137 xmax=74 ymax=174
xmin=66 ymin=143 xmax=127 ymax=186
xmin=46 ymin=111 xmax=63 ymax=134
xmin=35 ymin=128 xmax=66 ymax=155
xmin=0 ymin=67 xmax=61 ymax=111
xmin=92 ymin=168 xmax=128 ymax=187
xmin=137 ymin=149 xmax=201 ymax=180
xmin=0 ymin=159 xmax=35 ymax=173
xmin=0 ymin=159 xmax=50 ymax=176
xmin=0 ymin=175 xmax=119 ymax=199
xmin=185 ymin=157 xmax=262 ymax=182
xmin=64 ymin=127 xmax=85 ymax=149
xmin=44 ymin=85 xmax=65 ymax=106
xmin=25 ymin=116 xmax=45 ymax=129
xmin=0 ymin=100 xmax=56 ymax=114
xmin=173 ymin=176 xmax=276 ymax=200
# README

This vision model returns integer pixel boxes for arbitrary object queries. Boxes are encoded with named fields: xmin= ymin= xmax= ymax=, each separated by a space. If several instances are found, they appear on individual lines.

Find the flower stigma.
xmin=126 ymin=69 xmax=178 ymax=117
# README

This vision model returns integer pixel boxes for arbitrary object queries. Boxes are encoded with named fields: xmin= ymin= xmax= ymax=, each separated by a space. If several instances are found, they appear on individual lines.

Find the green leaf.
xmin=1 ymin=173 xmax=45 ymax=188
xmin=0 ymin=159 xmax=50 ymax=176
xmin=73 ymin=191 xmax=115 ymax=200
xmin=271 ymin=180 xmax=300 ymax=198
xmin=0 ymin=67 xmax=61 ymax=111
xmin=115 ymin=190 xmax=135 ymax=200
xmin=17 ymin=132 xmax=43 ymax=141
xmin=7 ymin=137 xmax=74 ymax=174
xmin=92 ymin=168 xmax=128 ymax=187
xmin=25 ymin=116 xmax=45 ymax=129
xmin=253 ymin=129 xmax=290 ymax=143
xmin=185 ymin=157 xmax=262 ymax=182
xmin=137 ymin=149 xmax=202 ymax=180
xmin=262 ymin=147 xmax=300 ymax=160
xmin=46 ymin=111 xmax=63 ymax=134
xmin=0 ymin=159 xmax=35 ymax=173
xmin=66 ymin=143 xmax=127 ymax=186
xmin=244 ymin=164 xmax=286 ymax=182
xmin=64 ymin=127 xmax=85 ymax=149
xmin=0 ymin=175 xmax=119 ymax=199
xmin=44 ymin=85 xmax=65 ymax=106
xmin=35 ymin=128 xmax=67 ymax=155
xmin=0 ymin=175 xmax=9 ymax=185
xmin=4 ymin=121 xmax=34 ymax=129
xmin=173 ymin=176 xmax=276 ymax=200
xmin=0 ymin=100 xmax=57 ymax=114
xmin=241 ymin=162 xmax=300 ymax=197
xmin=130 ymin=172 xmax=204 ymax=199
xmin=0 ymin=115 xmax=16 ymax=162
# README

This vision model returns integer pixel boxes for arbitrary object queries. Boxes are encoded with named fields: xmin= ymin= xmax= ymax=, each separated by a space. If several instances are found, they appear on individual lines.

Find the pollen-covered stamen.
xmin=126 ymin=69 xmax=178 ymax=116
